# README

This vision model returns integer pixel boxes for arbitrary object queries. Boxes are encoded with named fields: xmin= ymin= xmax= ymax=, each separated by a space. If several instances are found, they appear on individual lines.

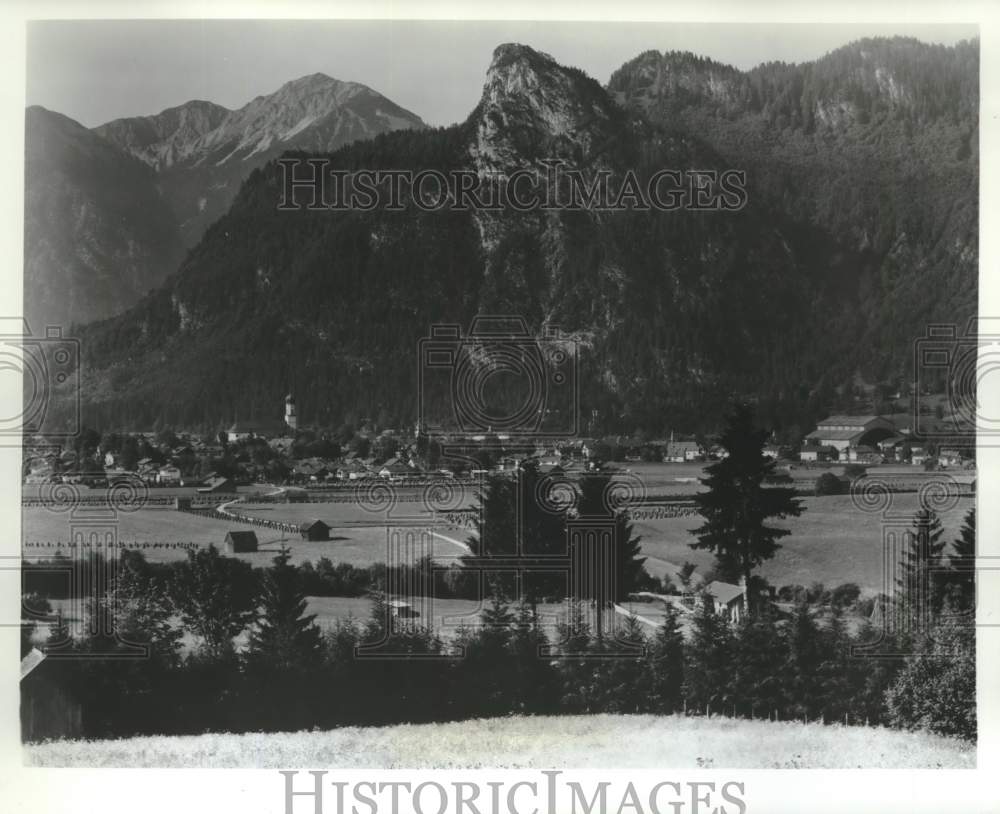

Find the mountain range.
xmin=25 ymin=74 xmax=425 ymax=329
xmin=28 ymin=37 xmax=979 ymax=437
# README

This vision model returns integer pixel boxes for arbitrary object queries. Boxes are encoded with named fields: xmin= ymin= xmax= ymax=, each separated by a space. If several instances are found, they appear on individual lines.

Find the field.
xmin=22 ymin=464 xmax=975 ymax=593
xmin=24 ymin=713 xmax=974 ymax=768
xmin=634 ymin=493 xmax=973 ymax=593
xmin=21 ymin=505 xmax=470 ymax=567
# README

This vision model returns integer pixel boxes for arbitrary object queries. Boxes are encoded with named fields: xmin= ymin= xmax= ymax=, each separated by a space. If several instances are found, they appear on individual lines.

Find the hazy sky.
xmin=26 ymin=20 xmax=978 ymax=128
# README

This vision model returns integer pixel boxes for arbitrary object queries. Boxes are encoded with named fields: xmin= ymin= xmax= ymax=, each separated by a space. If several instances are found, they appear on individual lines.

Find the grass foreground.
xmin=24 ymin=714 xmax=974 ymax=769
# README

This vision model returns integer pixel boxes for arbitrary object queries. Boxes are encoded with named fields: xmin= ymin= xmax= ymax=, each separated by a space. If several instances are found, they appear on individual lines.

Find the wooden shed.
xmin=299 ymin=519 xmax=331 ymax=541
xmin=21 ymin=648 xmax=82 ymax=741
xmin=225 ymin=531 xmax=259 ymax=553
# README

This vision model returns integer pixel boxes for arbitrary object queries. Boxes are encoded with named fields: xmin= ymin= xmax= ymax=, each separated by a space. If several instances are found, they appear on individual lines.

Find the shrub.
xmin=814 ymin=472 xmax=844 ymax=496
xmin=885 ymin=622 xmax=975 ymax=740
xmin=831 ymin=582 xmax=862 ymax=608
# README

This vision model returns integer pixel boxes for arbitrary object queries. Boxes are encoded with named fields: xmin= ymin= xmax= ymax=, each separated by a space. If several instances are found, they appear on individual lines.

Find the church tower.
xmin=285 ymin=393 xmax=297 ymax=432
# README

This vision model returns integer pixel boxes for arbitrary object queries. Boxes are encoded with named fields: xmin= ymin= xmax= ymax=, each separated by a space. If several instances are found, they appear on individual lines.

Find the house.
xmin=224 ymin=531 xmax=258 ymax=553
xmin=799 ymin=444 xmax=838 ymax=462
xmin=21 ymin=648 xmax=82 ymax=741
xmin=804 ymin=415 xmax=896 ymax=459
xmin=762 ymin=444 xmax=782 ymax=460
xmin=911 ymin=447 xmax=929 ymax=466
xmin=938 ymin=448 xmax=964 ymax=467
xmin=157 ymin=464 xmax=182 ymax=485
xmin=703 ymin=580 xmax=746 ymax=624
xmin=226 ymin=420 xmax=285 ymax=443
xmin=848 ymin=444 xmax=882 ymax=464
xmin=198 ymin=476 xmax=235 ymax=493
xmin=877 ymin=434 xmax=907 ymax=457
xmin=664 ymin=441 xmax=701 ymax=463
xmin=300 ymin=519 xmax=331 ymax=541
xmin=379 ymin=457 xmax=412 ymax=481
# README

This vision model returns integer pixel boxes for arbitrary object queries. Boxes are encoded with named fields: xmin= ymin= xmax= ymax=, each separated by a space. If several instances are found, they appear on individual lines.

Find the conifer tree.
xmin=574 ymin=470 xmax=647 ymax=603
xmin=510 ymin=599 xmax=559 ymax=713
xmin=784 ymin=602 xmax=825 ymax=720
xmin=593 ymin=613 xmax=649 ymax=713
xmin=646 ymin=601 xmax=685 ymax=713
xmin=895 ymin=508 xmax=946 ymax=634
xmin=729 ymin=608 xmax=787 ymax=719
xmin=691 ymin=402 xmax=802 ymax=616
xmin=683 ymin=593 xmax=734 ymax=715
xmin=247 ymin=546 xmax=323 ymax=671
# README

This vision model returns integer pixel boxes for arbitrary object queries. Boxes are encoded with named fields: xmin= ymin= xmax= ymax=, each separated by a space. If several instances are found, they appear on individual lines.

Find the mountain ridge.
xmin=37 ymin=37 xmax=978 ymax=437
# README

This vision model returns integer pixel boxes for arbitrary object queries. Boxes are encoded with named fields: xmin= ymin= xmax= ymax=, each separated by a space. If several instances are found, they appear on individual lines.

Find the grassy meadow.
xmin=22 ymin=463 xmax=974 ymax=593
xmin=24 ymin=713 xmax=975 ymax=768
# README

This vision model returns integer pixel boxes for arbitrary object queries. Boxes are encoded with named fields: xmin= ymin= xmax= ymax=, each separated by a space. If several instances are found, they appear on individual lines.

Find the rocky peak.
xmin=471 ymin=42 xmax=624 ymax=176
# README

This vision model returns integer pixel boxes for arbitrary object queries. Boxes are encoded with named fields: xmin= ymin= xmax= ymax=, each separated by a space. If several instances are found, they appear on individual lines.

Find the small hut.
xmin=299 ymin=519 xmax=331 ymax=541
xmin=21 ymin=648 xmax=82 ymax=741
xmin=225 ymin=531 xmax=259 ymax=553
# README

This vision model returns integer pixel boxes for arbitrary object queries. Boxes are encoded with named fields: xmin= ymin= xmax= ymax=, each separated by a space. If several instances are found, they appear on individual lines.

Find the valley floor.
xmin=24 ymin=714 xmax=974 ymax=769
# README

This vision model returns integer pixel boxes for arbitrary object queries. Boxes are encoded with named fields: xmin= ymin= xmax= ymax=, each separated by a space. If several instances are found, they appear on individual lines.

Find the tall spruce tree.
xmin=466 ymin=459 xmax=566 ymax=599
xmin=691 ymin=402 xmax=802 ymax=616
xmin=247 ymin=546 xmax=323 ymax=671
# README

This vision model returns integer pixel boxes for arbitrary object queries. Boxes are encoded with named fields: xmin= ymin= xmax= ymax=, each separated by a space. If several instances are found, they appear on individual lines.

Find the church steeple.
xmin=285 ymin=393 xmax=297 ymax=432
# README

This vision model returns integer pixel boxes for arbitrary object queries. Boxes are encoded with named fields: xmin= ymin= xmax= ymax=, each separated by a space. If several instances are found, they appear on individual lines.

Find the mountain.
xmin=66 ymin=39 xmax=978 ymax=437
xmin=94 ymin=74 xmax=427 ymax=245
xmin=24 ymin=106 xmax=185 ymax=331
xmin=607 ymin=38 xmax=979 ymax=390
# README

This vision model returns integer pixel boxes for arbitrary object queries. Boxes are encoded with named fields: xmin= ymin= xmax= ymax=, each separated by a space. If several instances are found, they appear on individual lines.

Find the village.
xmin=20 ymin=391 xmax=977 ymax=492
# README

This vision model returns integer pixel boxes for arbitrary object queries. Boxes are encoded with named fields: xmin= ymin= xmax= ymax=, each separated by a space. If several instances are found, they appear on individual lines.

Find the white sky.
xmin=26 ymin=20 xmax=978 ymax=128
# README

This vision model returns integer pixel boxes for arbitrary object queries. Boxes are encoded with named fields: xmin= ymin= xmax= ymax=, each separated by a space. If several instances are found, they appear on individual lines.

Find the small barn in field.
xmin=225 ymin=531 xmax=259 ymax=553
xmin=300 ymin=519 xmax=331 ymax=541
xmin=21 ymin=648 xmax=82 ymax=741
